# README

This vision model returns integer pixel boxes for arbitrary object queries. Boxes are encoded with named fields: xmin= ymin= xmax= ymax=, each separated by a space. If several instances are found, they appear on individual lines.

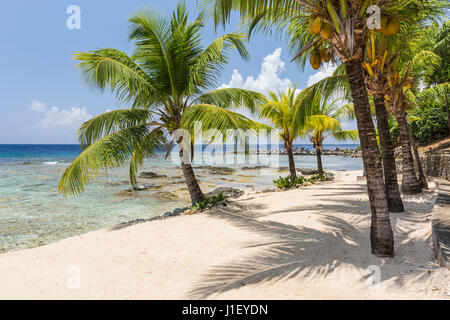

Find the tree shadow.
xmin=187 ymin=186 xmax=439 ymax=299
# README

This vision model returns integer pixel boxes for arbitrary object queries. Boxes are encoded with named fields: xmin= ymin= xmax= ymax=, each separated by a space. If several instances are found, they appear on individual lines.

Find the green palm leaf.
xmin=59 ymin=126 xmax=165 ymax=197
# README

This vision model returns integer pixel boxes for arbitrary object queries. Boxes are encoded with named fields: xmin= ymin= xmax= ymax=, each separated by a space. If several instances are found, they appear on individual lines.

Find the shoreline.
xmin=1 ymin=170 xmax=449 ymax=299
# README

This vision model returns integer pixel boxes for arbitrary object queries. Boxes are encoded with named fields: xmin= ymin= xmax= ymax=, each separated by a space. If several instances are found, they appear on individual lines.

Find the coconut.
xmin=321 ymin=23 xmax=333 ymax=39
xmin=320 ymin=49 xmax=331 ymax=63
xmin=309 ymin=17 xmax=322 ymax=35
xmin=380 ymin=16 xmax=389 ymax=31
xmin=310 ymin=51 xmax=322 ymax=70
xmin=386 ymin=18 xmax=400 ymax=35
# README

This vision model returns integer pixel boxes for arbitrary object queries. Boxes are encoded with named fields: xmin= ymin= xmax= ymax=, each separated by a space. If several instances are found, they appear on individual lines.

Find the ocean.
xmin=0 ymin=144 xmax=363 ymax=253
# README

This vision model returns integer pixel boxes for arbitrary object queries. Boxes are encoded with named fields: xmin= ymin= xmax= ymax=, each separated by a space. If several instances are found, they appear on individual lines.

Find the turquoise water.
xmin=0 ymin=144 xmax=363 ymax=253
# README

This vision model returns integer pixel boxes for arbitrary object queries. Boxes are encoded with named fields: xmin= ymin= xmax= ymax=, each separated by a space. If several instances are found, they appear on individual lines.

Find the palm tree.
xmin=424 ymin=21 xmax=450 ymax=130
xmin=383 ymin=29 xmax=441 ymax=193
xmin=58 ymin=3 xmax=266 ymax=205
xmin=204 ymin=0 xmax=404 ymax=256
xmin=259 ymin=87 xmax=309 ymax=179
xmin=302 ymin=93 xmax=358 ymax=175
xmin=362 ymin=35 xmax=405 ymax=211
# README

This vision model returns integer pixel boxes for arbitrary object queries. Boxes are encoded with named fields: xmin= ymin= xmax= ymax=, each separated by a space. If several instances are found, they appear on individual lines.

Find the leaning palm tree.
xmin=301 ymin=93 xmax=358 ymax=175
xmin=204 ymin=0 xmax=445 ymax=257
xmin=58 ymin=3 xmax=266 ymax=205
xmin=259 ymin=86 xmax=310 ymax=179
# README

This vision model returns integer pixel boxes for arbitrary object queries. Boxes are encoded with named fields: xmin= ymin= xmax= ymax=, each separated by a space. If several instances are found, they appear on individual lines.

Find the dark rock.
xmin=241 ymin=166 xmax=269 ymax=170
xmin=135 ymin=184 xmax=163 ymax=191
xmin=196 ymin=166 xmax=237 ymax=175
xmin=139 ymin=172 xmax=168 ymax=179
xmin=299 ymin=168 xmax=321 ymax=175
xmin=206 ymin=187 xmax=244 ymax=199
xmin=173 ymin=208 xmax=186 ymax=215
xmin=153 ymin=191 xmax=179 ymax=201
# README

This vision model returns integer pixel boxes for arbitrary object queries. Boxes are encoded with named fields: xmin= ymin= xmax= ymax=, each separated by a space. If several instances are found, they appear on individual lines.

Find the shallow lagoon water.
xmin=0 ymin=145 xmax=363 ymax=253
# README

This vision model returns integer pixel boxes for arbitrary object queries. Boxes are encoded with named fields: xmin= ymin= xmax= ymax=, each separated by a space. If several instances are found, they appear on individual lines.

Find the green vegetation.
xmin=191 ymin=192 xmax=228 ymax=211
xmin=409 ymin=95 xmax=449 ymax=144
xmin=273 ymin=174 xmax=327 ymax=190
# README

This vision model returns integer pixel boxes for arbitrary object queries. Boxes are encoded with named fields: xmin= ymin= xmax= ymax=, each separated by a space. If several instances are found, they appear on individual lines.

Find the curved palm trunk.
xmin=409 ymin=128 xmax=428 ymax=189
xmin=316 ymin=146 xmax=324 ymax=175
xmin=179 ymin=143 xmax=204 ymax=205
xmin=285 ymin=142 xmax=297 ymax=179
xmin=373 ymin=94 xmax=404 ymax=212
xmin=344 ymin=59 xmax=394 ymax=257
xmin=395 ymin=108 xmax=422 ymax=194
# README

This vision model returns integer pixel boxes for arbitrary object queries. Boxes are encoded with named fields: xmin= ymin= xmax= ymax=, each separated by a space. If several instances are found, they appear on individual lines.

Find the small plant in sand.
xmin=190 ymin=192 xmax=228 ymax=211
xmin=273 ymin=174 xmax=327 ymax=190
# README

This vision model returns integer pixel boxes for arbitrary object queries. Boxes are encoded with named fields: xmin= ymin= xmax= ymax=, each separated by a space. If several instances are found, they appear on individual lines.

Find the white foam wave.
xmin=43 ymin=161 xmax=58 ymax=165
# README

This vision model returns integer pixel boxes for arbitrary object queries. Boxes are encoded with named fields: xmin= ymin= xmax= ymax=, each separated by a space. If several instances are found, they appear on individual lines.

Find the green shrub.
xmin=409 ymin=102 xmax=448 ymax=144
xmin=273 ymin=174 xmax=326 ymax=189
xmin=191 ymin=192 xmax=228 ymax=211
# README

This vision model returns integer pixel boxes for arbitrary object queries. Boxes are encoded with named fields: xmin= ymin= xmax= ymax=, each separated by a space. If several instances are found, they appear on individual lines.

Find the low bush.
xmin=191 ymin=192 xmax=228 ymax=211
xmin=273 ymin=174 xmax=326 ymax=189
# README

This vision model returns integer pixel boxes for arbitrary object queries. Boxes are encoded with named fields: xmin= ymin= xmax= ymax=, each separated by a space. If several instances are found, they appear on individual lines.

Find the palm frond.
xmin=59 ymin=126 xmax=165 ymax=197
xmin=195 ymin=88 xmax=266 ymax=114
xmin=77 ymin=109 xmax=156 ymax=149
xmin=332 ymin=129 xmax=360 ymax=142
xmin=181 ymin=104 xmax=269 ymax=144
xmin=74 ymin=49 xmax=156 ymax=108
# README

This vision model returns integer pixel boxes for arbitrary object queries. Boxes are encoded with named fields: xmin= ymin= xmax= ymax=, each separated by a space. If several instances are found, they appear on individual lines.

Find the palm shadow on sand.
xmin=187 ymin=183 xmax=438 ymax=299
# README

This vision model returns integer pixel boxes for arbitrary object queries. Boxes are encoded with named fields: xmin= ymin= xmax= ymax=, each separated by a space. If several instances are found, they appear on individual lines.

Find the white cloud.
xmin=30 ymin=100 xmax=92 ymax=131
xmin=220 ymin=48 xmax=293 ymax=94
xmin=307 ymin=63 xmax=338 ymax=87
xmin=30 ymin=100 xmax=47 ymax=113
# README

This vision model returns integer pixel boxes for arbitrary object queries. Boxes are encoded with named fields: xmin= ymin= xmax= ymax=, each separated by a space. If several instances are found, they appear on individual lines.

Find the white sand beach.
xmin=0 ymin=170 xmax=449 ymax=300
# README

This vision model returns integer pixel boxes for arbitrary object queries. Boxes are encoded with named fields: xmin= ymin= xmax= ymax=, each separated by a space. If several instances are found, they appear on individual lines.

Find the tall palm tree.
xmin=204 ymin=0 xmax=403 ymax=256
xmin=362 ymin=34 xmax=405 ymax=210
xmin=58 ymin=3 xmax=266 ymax=205
xmin=384 ymin=32 xmax=441 ymax=193
xmin=259 ymin=87 xmax=310 ymax=179
xmin=302 ymin=93 xmax=359 ymax=175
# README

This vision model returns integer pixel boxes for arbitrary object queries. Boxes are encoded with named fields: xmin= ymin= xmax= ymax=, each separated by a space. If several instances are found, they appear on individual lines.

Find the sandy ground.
xmin=0 ymin=170 xmax=449 ymax=300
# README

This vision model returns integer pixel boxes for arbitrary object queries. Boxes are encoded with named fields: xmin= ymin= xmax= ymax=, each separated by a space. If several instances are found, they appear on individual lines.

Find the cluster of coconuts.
xmin=308 ymin=17 xmax=333 ymax=70
xmin=309 ymin=48 xmax=331 ymax=70
xmin=308 ymin=17 xmax=333 ymax=39
xmin=377 ymin=16 xmax=401 ymax=36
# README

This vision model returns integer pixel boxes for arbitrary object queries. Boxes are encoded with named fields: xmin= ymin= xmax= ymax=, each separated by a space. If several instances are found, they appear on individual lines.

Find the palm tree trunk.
xmin=179 ymin=142 xmax=204 ymax=205
xmin=316 ymin=147 xmax=324 ymax=175
xmin=344 ymin=59 xmax=394 ymax=257
xmin=445 ymin=87 xmax=450 ymax=132
xmin=395 ymin=108 xmax=422 ymax=194
xmin=373 ymin=93 xmax=404 ymax=212
xmin=285 ymin=142 xmax=297 ymax=179
xmin=408 ymin=127 xmax=428 ymax=189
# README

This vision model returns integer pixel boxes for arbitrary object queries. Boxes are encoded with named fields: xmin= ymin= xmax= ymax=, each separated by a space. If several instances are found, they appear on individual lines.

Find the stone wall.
xmin=421 ymin=154 xmax=450 ymax=181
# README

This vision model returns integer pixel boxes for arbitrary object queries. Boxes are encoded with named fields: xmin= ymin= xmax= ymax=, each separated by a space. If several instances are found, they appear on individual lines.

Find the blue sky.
xmin=0 ymin=0 xmax=355 ymax=144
